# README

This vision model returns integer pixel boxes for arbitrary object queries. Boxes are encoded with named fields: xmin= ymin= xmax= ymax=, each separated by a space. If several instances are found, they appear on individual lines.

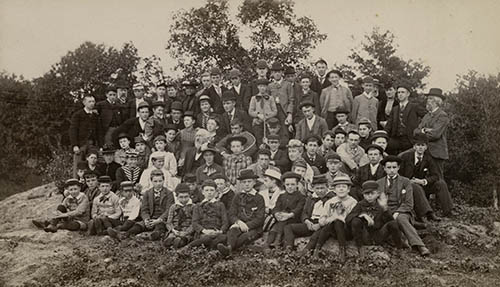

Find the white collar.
xmin=201 ymin=197 xmax=218 ymax=204
xmin=83 ymin=108 xmax=93 ymax=114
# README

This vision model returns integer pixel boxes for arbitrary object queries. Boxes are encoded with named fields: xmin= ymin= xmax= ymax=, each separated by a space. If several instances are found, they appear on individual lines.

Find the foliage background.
xmin=0 ymin=0 xmax=499 ymax=206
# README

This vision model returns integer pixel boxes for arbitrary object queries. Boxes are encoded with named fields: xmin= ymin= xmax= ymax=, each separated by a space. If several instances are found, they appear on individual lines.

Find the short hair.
xmin=348 ymin=130 xmax=360 ymax=138
xmin=83 ymin=94 xmax=95 ymax=101
xmin=326 ymin=69 xmax=343 ymax=79
xmin=315 ymin=59 xmax=328 ymax=66
xmin=150 ymin=170 xmax=164 ymax=180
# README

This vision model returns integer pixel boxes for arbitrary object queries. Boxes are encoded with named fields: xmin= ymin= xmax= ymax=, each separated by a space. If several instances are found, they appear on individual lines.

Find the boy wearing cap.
xmin=371 ymin=130 xmax=389 ymax=157
xmin=134 ymin=136 xmax=151 ymax=170
xmin=114 ymin=133 xmax=132 ymax=166
xmin=295 ymin=101 xmax=328 ymax=142
xmin=332 ymin=109 xmax=357 ymax=133
xmin=144 ymin=101 xmax=167 ymax=142
xmin=400 ymin=134 xmax=452 ymax=217
xmin=88 ymin=176 xmax=122 ymax=235
xmin=212 ymin=173 xmax=235 ymax=212
xmin=196 ymin=145 xmax=225 ymax=185
xmin=205 ymin=67 xmax=226 ymax=114
xmin=358 ymin=118 xmax=374 ymax=151
xmin=197 ymin=94 xmax=216 ymax=130
xmin=377 ymin=156 xmax=430 ymax=256
xmin=283 ymin=175 xmax=333 ymax=250
xmin=313 ymin=175 xmax=358 ymax=261
xmin=32 ymin=179 xmax=90 ymax=233
xmin=217 ymin=169 xmax=265 ymax=256
xmin=128 ymin=83 xmax=151 ymax=119
xmin=337 ymin=131 xmax=369 ymax=174
xmin=333 ymin=128 xmax=347 ymax=150
xmin=188 ymin=180 xmax=228 ymax=249
xmin=223 ymin=136 xmax=253 ymax=186
xmin=228 ymin=68 xmax=252 ymax=113
xmin=351 ymin=76 xmax=379 ymax=130
xmin=294 ymin=73 xmax=321 ymax=123
xmin=352 ymin=144 xmax=386 ymax=201
xmin=264 ymin=171 xmax=306 ymax=249
xmin=184 ymin=173 xmax=205 ymax=204
xmin=220 ymin=90 xmax=251 ymax=137
xmin=260 ymin=167 xmax=285 ymax=231
xmin=249 ymin=78 xmax=278 ymax=146
xmin=323 ymin=152 xmax=349 ymax=189
xmin=346 ymin=181 xmax=404 ymax=259
xmin=115 ymin=150 xmax=143 ymax=192
xmin=164 ymin=183 xmax=195 ymax=249
xmin=302 ymin=135 xmax=327 ymax=174
xmin=125 ymin=170 xmax=175 ymax=240
xmin=318 ymin=131 xmax=336 ymax=158
xmin=107 ymin=181 xmax=142 ymax=240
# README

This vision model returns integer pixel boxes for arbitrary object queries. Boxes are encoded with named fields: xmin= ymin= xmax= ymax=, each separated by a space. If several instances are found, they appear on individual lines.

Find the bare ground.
xmin=1 ymin=184 xmax=500 ymax=287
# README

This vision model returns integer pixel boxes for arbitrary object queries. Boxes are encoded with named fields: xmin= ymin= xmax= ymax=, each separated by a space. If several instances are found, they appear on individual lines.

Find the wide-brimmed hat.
xmin=263 ymin=166 xmax=282 ymax=181
xmin=238 ymin=169 xmax=259 ymax=180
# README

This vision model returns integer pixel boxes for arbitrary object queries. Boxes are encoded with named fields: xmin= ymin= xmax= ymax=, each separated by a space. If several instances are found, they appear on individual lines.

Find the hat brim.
xmin=238 ymin=175 xmax=259 ymax=180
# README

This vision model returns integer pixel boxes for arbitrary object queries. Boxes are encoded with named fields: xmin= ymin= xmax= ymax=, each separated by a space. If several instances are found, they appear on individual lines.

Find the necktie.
xmin=154 ymin=190 xmax=161 ymax=199
xmin=416 ymin=156 xmax=423 ymax=166
xmin=228 ymin=112 xmax=232 ymax=121
xmin=388 ymin=177 xmax=396 ymax=188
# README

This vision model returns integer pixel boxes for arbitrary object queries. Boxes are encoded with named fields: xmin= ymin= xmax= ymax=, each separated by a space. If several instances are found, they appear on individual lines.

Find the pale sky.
xmin=1 ymin=0 xmax=500 ymax=91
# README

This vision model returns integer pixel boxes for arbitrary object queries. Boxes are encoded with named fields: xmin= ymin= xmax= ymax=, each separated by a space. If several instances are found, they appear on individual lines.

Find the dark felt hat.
xmin=298 ymin=100 xmax=315 ymax=110
xmin=257 ymin=148 xmax=271 ymax=157
xmin=210 ymin=173 xmax=228 ymax=181
xmin=98 ymin=176 xmax=112 ymax=184
xmin=83 ymin=169 xmax=98 ymax=178
xmin=238 ymin=169 xmax=259 ymax=180
xmin=151 ymin=101 xmax=165 ymax=109
xmin=102 ymin=144 xmax=116 ymax=154
xmin=267 ymin=134 xmax=280 ymax=141
xmin=312 ymin=175 xmax=328 ymax=185
xmin=210 ymin=67 xmax=222 ymax=76
xmin=255 ymin=78 xmax=270 ymax=85
xmin=201 ymin=179 xmax=217 ymax=189
xmin=365 ymin=144 xmax=384 ymax=155
xmin=325 ymin=152 xmax=341 ymax=162
xmin=170 ymin=101 xmax=183 ymax=111
xmin=164 ymin=124 xmax=178 ymax=133
xmin=270 ymin=62 xmax=284 ymax=71
xmin=333 ymin=109 xmax=350 ymax=115
xmin=256 ymin=60 xmax=268 ymax=69
xmin=292 ymin=159 xmax=307 ymax=169
xmin=183 ymin=173 xmax=197 ymax=183
xmin=281 ymin=171 xmax=301 ymax=181
xmin=412 ymin=133 xmax=429 ymax=144
xmin=134 ymin=136 xmax=146 ymax=144
xmin=381 ymin=155 xmax=403 ymax=166
xmin=222 ymin=90 xmax=237 ymax=102
xmin=426 ymin=88 xmax=445 ymax=100
xmin=333 ymin=128 xmax=347 ymax=136
xmin=228 ymin=68 xmax=241 ymax=78
xmin=284 ymin=66 xmax=296 ymax=75
xmin=120 ymin=181 xmax=134 ymax=190
xmin=362 ymin=180 xmax=379 ymax=193
xmin=266 ymin=117 xmax=280 ymax=127
xmin=64 ymin=178 xmax=81 ymax=188
xmin=117 ymin=132 xmax=131 ymax=141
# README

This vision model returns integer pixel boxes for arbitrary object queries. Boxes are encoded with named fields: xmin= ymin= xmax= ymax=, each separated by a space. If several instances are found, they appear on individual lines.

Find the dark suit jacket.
xmin=377 ymin=97 xmax=398 ymax=128
xmin=206 ymin=85 xmax=227 ymax=114
xmin=166 ymin=118 xmax=185 ymax=130
xmin=400 ymin=151 xmax=439 ymax=186
xmin=414 ymin=108 xmax=450 ymax=160
xmin=303 ymin=154 xmax=327 ymax=174
xmin=113 ymin=118 xmax=145 ymax=146
xmin=220 ymin=108 xmax=251 ymax=137
xmin=385 ymin=102 xmax=426 ymax=141
xmin=294 ymin=89 xmax=321 ymax=123
xmin=376 ymin=176 xmax=414 ymax=215
xmin=271 ymin=149 xmax=291 ymax=173
xmin=69 ymin=109 xmax=101 ymax=148
xmin=310 ymin=75 xmax=331 ymax=95
xmin=229 ymin=83 xmax=252 ymax=112
xmin=354 ymin=163 xmax=386 ymax=188
xmin=141 ymin=187 xmax=175 ymax=221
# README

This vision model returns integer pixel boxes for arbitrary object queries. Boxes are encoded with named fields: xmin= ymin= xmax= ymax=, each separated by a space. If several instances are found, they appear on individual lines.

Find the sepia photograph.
xmin=1 ymin=0 xmax=500 ymax=286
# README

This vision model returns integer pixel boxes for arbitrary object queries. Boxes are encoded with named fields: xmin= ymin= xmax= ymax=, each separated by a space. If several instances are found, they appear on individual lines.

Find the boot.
xmin=339 ymin=246 xmax=347 ymax=263
xmin=265 ymin=232 xmax=276 ymax=250
xmin=32 ymin=220 xmax=48 ymax=229
xmin=272 ymin=233 xmax=282 ymax=249
xmin=44 ymin=224 xmax=58 ymax=233
xmin=107 ymin=228 xmax=120 ymax=240
xmin=217 ymin=243 xmax=232 ymax=257
xmin=427 ymin=212 xmax=441 ymax=222
xmin=418 ymin=246 xmax=431 ymax=256
xmin=358 ymin=246 xmax=366 ymax=260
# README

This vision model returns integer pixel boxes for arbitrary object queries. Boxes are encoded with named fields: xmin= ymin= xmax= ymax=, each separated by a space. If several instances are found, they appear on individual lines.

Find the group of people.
xmin=32 ymin=58 xmax=454 ymax=261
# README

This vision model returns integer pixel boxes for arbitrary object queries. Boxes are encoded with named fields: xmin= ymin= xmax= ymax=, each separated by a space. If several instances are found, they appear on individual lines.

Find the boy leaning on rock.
xmin=33 ymin=179 xmax=90 ymax=233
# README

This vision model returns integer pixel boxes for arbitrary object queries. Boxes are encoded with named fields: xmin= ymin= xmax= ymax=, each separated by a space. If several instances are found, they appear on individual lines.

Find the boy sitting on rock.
xmin=87 ymin=176 xmax=122 ymax=235
xmin=106 ymin=181 xmax=141 ymax=240
xmin=346 ymin=180 xmax=405 ymax=259
xmin=32 ymin=179 xmax=90 ymax=233
xmin=164 ymin=183 xmax=195 ymax=249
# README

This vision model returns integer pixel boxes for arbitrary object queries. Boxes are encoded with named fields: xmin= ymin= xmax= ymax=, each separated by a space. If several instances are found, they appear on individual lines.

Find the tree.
xmin=166 ymin=0 xmax=326 ymax=79
xmin=340 ymin=27 xmax=430 ymax=91
xmin=133 ymin=55 xmax=166 ymax=97
xmin=446 ymin=71 xmax=500 ymax=205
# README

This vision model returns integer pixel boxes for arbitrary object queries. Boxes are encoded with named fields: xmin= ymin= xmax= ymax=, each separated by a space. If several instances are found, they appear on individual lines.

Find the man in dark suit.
xmin=166 ymin=101 xmax=185 ymax=130
xmin=128 ymin=83 xmax=152 ymax=119
xmin=400 ymin=134 xmax=453 ymax=216
xmin=69 ymin=94 xmax=101 ymax=176
xmin=205 ymin=67 xmax=227 ymax=114
xmin=180 ymin=80 xmax=199 ymax=115
xmin=267 ymin=134 xmax=291 ymax=173
xmin=352 ymin=144 xmax=386 ymax=201
xmin=310 ymin=59 xmax=331 ymax=94
xmin=96 ymin=87 xmax=121 ymax=146
xmin=228 ymin=68 xmax=252 ymax=113
xmin=294 ymin=73 xmax=321 ymax=124
xmin=219 ymin=90 xmax=251 ymax=137
xmin=413 ymin=88 xmax=450 ymax=179
xmin=385 ymin=84 xmax=426 ymax=155
xmin=302 ymin=135 xmax=327 ymax=174
xmin=113 ymin=101 xmax=150 ymax=146
xmin=249 ymin=60 xmax=269 ymax=101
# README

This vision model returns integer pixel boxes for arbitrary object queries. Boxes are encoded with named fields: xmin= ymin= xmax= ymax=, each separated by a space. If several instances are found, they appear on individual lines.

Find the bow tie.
xmin=256 ymin=95 xmax=270 ymax=100
xmin=99 ymin=196 xmax=109 ymax=203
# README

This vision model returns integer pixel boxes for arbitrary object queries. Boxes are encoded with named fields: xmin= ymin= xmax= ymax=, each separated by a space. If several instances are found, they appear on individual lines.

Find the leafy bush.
xmin=41 ymin=147 xmax=74 ymax=194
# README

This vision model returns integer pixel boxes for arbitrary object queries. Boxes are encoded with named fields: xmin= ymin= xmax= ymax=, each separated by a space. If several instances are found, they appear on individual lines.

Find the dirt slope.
xmin=1 ymin=184 xmax=500 ymax=287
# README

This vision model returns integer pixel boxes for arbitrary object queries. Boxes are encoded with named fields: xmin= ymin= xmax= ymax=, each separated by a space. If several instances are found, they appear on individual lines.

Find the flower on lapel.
xmin=402 ymin=189 xmax=406 ymax=194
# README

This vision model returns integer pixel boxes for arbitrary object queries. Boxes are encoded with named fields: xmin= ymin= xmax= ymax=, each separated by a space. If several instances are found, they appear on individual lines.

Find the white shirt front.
xmin=306 ymin=115 xmax=316 ymax=130
xmin=370 ymin=163 xmax=379 ymax=175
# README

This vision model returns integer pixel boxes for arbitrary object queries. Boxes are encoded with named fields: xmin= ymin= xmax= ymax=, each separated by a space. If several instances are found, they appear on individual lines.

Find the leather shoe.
xmin=217 ymin=243 xmax=231 ymax=257
xmin=427 ymin=213 xmax=441 ymax=222
xmin=418 ymin=246 xmax=431 ymax=256
xmin=413 ymin=221 xmax=427 ymax=230
xmin=32 ymin=220 xmax=48 ymax=229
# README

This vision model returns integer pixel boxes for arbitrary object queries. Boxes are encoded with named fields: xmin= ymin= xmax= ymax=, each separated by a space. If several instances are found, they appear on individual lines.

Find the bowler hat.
xmin=175 ymin=183 xmax=190 ymax=193
xmin=183 ymin=111 xmax=195 ymax=118
xmin=365 ymin=144 xmax=384 ymax=155
xmin=426 ymin=88 xmax=445 ymax=100
xmin=201 ymin=179 xmax=217 ymax=189
xmin=362 ymin=180 xmax=379 ymax=193
xmin=362 ymin=76 xmax=375 ymax=84
xmin=210 ymin=67 xmax=222 ymax=76
xmin=397 ymin=83 xmax=412 ymax=93
xmin=270 ymin=62 xmax=284 ymax=71
xmin=298 ymin=100 xmax=315 ymax=110
xmin=170 ymin=101 xmax=183 ymax=111
xmin=284 ymin=66 xmax=296 ymax=75
xmin=281 ymin=171 xmax=301 ymax=181
xmin=255 ymin=78 xmax=270 ymax=85
xmin=412 ymin=133 xmax=429 ymax=145
xmin=222 ymin=90 xmax=237 ymax=102
xmin=64 ymin=178 xmax=81 ymax=188
xmin=117 ymin=132 xmax=131 ymax=141
xmin=325 ymin=152 xmax=341 ymax=162
xmin=98 ymin=176 xmax=112 ymax=184
xmin=256 ymin=60 xmax=268 ymax=69
xmin=120 ymin=181 xmax=134 ymax=190
xmin=238 ymin=169 xmax=259 ymax=180
xmin=102 ymin=144 xmax=116 ymax=154
xmin=381 ymin=155 xmax=403 ymax=166
xmin=228 ymin=68 xmax=241 ymax=78
xmin=312 ymin=175 xmax=328 ymax=185
xmin=183 ymin=173 xmax=197 ymax=183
